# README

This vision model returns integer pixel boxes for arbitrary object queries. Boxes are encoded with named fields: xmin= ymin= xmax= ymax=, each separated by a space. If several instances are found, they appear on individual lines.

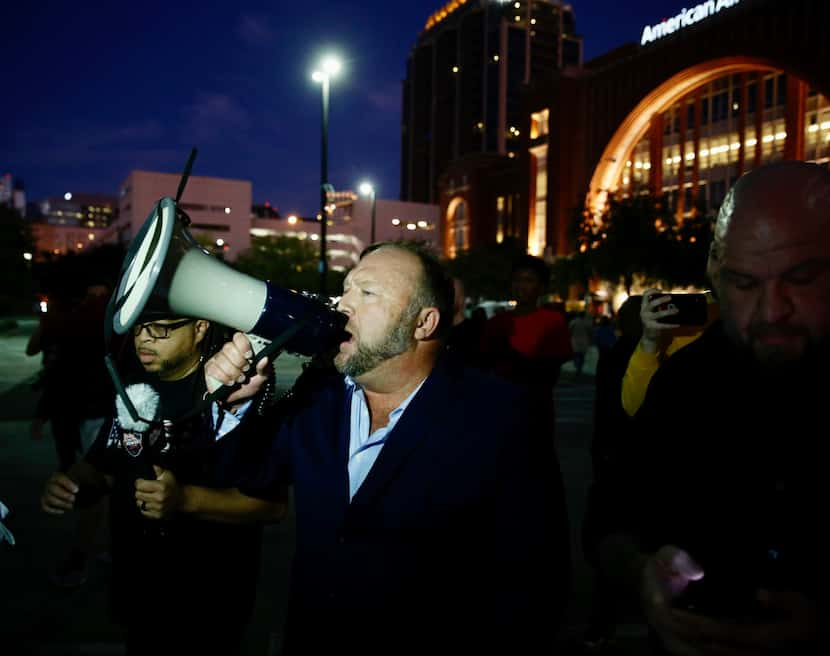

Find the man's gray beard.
xmin=336 ymin=315 xmax=416 ymax=378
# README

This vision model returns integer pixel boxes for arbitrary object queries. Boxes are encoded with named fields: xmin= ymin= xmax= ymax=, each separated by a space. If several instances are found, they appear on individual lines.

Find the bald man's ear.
xmin=414 ymin=307 xmax=441 ymax=341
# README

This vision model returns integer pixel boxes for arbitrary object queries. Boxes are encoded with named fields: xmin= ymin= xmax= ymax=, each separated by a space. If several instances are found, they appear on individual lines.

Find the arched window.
xmin=446 ymin=197 xmax=469 ymax=258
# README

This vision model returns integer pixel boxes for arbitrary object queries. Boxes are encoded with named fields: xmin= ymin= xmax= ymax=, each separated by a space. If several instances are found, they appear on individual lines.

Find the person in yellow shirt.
xmin=621 ymin=288 xmax=718 ymax=416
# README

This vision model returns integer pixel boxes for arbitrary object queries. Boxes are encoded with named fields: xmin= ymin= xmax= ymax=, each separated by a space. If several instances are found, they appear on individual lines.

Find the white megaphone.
xmin=102 ymin=149 xmax=348 ymax=421
xmin=106 ymin=195 xmax=347 ymax=357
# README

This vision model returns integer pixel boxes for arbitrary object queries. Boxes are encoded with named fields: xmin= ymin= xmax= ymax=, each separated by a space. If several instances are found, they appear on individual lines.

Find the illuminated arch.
xmin=587 ymin=56 xmax=793 ymax=217
xmin=445 ymin=195 xmax=470 ymax=258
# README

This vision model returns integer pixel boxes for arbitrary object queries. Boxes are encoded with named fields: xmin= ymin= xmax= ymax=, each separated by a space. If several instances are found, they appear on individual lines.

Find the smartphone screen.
xmin=656 ymin=293 xmax=708 ymax=326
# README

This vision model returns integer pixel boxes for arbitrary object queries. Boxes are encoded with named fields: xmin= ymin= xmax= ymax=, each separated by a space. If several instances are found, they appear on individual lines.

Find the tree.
xmin=0 ymin=205 xmax=35 ymax=313
xmin=234 ymin=235 xmax=346 ymax=296
xmin=444 ymin=238 xmax=527 ymax=300
xmin=573 ymin=193 xmax=712 ymax=294
xmin=32 ymin=243 xmax=126 ymax=305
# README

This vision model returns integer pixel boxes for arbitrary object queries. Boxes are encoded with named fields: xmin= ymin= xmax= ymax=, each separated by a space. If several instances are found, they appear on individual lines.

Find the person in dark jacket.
xmin=596 ymin=161 xmax=830 ymax=655
xmin=203 ymin=241 xmax=571 ymax=655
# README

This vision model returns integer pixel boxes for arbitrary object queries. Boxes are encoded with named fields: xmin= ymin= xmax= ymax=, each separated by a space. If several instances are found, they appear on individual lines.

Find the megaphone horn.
xmin=107 ymin=196 xmax=347 ymax=357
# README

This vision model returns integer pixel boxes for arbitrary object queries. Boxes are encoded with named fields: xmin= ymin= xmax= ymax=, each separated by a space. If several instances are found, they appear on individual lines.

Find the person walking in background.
xmin=27 ymin=282 xmax=114 ymax=587
xmin=593 ymin=314 xmax=618 ymax=363
xmin=569 ymin=309 xmax=595 ymax=377
xmin=480 ymin=254 xmax=573 ymax=431
xmin=445 ymin=277 xmax=486 ymax=366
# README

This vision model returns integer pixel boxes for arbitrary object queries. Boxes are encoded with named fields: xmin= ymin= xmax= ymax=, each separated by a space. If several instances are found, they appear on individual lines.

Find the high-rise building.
xmin=400 ymin=0 xmax=582 ymax=204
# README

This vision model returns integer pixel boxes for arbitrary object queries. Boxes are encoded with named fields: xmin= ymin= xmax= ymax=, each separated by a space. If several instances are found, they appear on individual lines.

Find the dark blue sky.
xmin=3 ymin=0 xmax=669 ymax=216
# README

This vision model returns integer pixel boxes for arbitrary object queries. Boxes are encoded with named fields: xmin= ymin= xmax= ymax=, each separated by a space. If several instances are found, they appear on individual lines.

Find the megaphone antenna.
xmin=175 ymin=147 xmax=198 ymax=203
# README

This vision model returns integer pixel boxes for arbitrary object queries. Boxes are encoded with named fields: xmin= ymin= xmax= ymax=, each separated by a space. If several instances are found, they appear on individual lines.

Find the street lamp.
xmin=358 ymin=181 xmax=377 ymax=244
xmin=311 ymin=55 xmax=342 ymax=297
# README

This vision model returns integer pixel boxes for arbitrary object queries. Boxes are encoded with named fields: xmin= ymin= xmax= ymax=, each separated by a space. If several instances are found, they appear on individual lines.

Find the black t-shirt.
xmin=86 ymin=371 xmax=265 ymax=631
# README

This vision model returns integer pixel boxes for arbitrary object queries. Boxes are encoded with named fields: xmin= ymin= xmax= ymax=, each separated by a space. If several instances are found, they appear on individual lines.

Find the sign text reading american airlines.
xmin=641 ymin=0 xmax=741 ymax=46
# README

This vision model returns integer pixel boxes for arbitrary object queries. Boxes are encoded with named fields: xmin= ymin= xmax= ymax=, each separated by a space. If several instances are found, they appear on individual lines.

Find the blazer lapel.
xmin=349 ymin=356 xmax=454 ymax=507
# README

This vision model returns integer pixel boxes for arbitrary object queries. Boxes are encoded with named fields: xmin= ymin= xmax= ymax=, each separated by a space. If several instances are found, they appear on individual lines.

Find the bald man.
xmin=595 ymin=162 xmax=830 ymax=654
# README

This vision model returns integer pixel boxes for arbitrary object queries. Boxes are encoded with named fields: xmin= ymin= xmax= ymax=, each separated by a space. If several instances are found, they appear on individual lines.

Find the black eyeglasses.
xmin=132 ymin=319 xmax=195 ymax=339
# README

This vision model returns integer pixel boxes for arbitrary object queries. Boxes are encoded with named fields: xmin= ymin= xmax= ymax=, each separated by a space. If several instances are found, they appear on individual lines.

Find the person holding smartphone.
xmin=595 ymin=161 xmax=829 ymax=655
xmin=621 ymin=288 xmax=718 ymax=416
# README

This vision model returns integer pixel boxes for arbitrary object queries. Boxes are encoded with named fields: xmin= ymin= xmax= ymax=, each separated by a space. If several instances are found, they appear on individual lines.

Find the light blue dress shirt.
xmin=345 ymin=375 xmax=426 ymax=501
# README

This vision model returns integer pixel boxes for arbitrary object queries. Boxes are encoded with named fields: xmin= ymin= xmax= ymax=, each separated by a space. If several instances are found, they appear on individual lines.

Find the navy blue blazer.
xmin=243 ymin=352 xmax=570 ymax=654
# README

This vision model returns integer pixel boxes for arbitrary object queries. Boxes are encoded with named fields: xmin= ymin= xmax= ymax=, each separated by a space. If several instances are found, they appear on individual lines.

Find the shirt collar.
xmin=344 ymin=375 xmax=429 ymax=418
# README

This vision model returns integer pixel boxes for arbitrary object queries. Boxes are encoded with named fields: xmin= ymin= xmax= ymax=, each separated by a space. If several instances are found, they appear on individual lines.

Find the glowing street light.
xmin=358 ymin=181 xmax=377 ymax=244
xmin=311 ymin=53 xmax=343 ymax=296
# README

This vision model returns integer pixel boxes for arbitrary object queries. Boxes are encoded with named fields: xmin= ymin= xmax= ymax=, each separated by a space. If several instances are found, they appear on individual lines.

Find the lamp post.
xmin=358 ymin=181 xmax=377 ymax=245
xmin=311 ymin=55 xmax=342 ymax=297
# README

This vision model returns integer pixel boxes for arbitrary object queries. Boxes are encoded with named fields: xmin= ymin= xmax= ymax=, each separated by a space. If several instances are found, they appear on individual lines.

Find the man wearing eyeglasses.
xmin=40 ymin=314 xmax=287 ymax=654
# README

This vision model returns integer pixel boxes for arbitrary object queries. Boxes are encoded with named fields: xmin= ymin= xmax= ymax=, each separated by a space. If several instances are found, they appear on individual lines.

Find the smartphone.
xmin=656 ymin=293 xmax=708 ymax=326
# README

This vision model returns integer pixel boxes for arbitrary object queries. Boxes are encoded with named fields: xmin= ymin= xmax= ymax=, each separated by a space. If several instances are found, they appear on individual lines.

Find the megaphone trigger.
xmin=205 ymin=333 xmax=272 ymax=395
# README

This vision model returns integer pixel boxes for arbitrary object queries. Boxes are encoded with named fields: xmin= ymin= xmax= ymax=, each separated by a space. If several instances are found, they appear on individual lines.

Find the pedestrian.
xmin=595 ymin=161 xmax=830 ymax=654
xmin=479 ymin=254 xmax=573 ymax=432
xmin=28 ymin=282 xmax=114 ymax=587
xmin=445 ymin=276 xmax=485 ymax=366
xmin=203 ymin=241 xmax=571 ymax=655
xmin=569 ymin=310 xmax=595 ymax=376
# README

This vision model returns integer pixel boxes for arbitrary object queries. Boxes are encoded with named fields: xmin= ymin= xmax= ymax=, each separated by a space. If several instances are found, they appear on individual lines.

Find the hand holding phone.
xmin=655 ymin=293 xmax=708 ymax=326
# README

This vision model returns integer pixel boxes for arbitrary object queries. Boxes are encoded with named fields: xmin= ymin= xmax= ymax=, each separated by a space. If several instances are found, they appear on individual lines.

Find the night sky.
xmin=3 ymin=0 xmax=671 ymax=216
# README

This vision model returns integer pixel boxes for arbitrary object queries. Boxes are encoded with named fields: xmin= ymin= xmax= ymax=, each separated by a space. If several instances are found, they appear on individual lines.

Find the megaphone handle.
xmin=205 ymin=333 xmax=270 ymax=395
xmin=202 ymin=315 xmax=314 ymax=408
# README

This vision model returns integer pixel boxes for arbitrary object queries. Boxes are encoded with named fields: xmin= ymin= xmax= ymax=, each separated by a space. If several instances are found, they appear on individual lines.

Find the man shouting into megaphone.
xmin=40 ymin=314 xmax=287 ymax=654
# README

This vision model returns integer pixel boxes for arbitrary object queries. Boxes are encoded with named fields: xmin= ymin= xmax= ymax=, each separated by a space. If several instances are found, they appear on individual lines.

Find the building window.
xmin=496 ymin=196 xmax=506 ymax=243
xmin=529 ymin=144 xmax=548 ymax=256
xmin=446 ymin=197 xmax=470 ymax=258
xmin=530 ymin=108 xmax=550 ymax=139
